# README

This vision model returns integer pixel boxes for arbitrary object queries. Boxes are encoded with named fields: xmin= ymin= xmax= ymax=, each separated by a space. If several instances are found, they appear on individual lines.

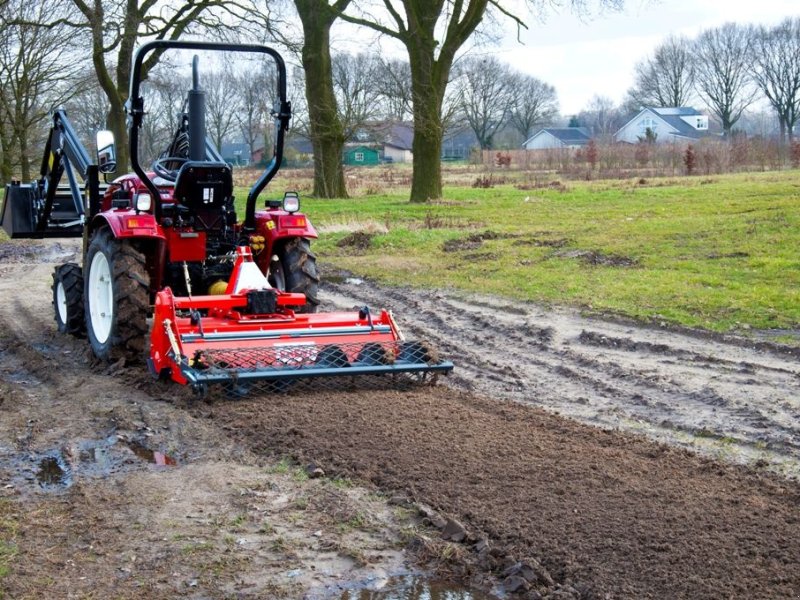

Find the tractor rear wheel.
xmin=84 ymin=228 xmax=150 ymax=361
xmin=52 ymin=263 xmax=85 ymax=336
xmin=282 ymin=237 xmax=319 ymax=313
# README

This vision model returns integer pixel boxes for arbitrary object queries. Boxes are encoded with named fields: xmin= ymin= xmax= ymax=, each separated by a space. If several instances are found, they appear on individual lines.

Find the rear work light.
xmin=283 ymin=191 xmax=300 ymax=213
xmin=134 ymin=192 xmax=152 ymax=212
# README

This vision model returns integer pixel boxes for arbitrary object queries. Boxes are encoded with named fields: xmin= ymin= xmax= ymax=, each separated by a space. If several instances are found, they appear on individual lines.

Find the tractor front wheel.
xmin=282 ymin=237 xmax=320 ymax=313
xmin=52 ymin=263 xmax=85 ymax=336
xmin=84 ymin=228 xmax=150 ymax=361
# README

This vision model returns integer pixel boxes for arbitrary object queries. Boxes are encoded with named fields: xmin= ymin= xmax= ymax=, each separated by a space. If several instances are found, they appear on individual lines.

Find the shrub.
xmin=684 ymin=144 xmax=696 ymax=175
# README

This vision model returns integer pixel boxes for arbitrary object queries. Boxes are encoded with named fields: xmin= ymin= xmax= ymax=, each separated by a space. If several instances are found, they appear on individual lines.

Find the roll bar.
xmin=127 ymin=40 xmax=291 ymax=227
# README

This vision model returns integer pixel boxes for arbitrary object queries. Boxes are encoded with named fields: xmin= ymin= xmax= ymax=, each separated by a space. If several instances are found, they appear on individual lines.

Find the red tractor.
xmin=1 ymin=40 xmax=451 ymax=394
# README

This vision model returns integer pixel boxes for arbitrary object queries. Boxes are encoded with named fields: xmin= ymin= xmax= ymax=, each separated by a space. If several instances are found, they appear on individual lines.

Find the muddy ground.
xmin=1 ymin=239 xmax=800 ymax=599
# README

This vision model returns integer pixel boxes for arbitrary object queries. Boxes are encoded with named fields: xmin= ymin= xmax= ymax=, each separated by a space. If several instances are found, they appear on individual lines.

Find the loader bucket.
xmin=1 ymin=181 xmax=83 ymax=239
xmin=148 ymin=287 xmax=453 ymax=396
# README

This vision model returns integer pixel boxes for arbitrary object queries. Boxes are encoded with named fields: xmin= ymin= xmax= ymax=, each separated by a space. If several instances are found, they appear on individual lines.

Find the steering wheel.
xmin=152 ymin=156 xmax=188 ymax=182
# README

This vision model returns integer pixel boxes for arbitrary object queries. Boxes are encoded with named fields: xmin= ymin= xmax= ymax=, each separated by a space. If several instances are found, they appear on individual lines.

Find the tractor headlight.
xmin=134 ymin=193 xmax=152 ymax=212
xmin=283 ymin=192 xmax=300 ymax=213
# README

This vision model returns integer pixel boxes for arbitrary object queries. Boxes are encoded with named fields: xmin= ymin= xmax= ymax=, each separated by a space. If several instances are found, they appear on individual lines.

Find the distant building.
xmin=221 ymin=142 xmax=251 ymax=166
xmin=377 ymin=122 xmax=414 ymax=163
xmin=343 ymin=145 xmax=380 ymax=166
xmin=615 ymin=107 xmax=713 ymax=144
xmin=523 ymin=127 xmax=592 ymax=150
xmin=442 ymin=126 xmax=479 ymax=160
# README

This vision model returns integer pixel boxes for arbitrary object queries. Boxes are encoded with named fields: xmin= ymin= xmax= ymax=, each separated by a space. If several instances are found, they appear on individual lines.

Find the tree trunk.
xmin=296 ymin=0 xmax=347 ymax=199
xmin=0 ymin=125 xmax=13 ymax=184
xmin=106 ymin=98 xmax=130 ymax=175
xmin=409 ymin=67 xmax=444 ymax=201
xmin=407 ymin=48 xmax=447 ymax=202
xmin=18 ymin=133 xmax=30 ymax=182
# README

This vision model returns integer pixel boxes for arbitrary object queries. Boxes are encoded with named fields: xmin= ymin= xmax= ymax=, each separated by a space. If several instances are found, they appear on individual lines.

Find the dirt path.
xmin=321 ymin=274 xmax=800 ymax=478
xmin=2 ymin=240 xmax=800 ymax=598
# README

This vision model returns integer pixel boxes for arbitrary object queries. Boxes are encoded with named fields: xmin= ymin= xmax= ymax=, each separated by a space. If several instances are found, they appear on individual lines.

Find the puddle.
xmin=345 ymin=277 xmax=365 ymax=286
xmin=36 ymin=455 xmax=71 ymax=488
xmin=126 ymin=441 xmax=177 ymax=466
xmin=8 ymin=435 xmax=178 ymax=493
xmin=340 ymin=576 xmax=496 ymax=599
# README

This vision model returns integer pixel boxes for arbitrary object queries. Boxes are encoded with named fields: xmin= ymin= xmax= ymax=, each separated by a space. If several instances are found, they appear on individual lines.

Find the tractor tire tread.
xmin=85 ymin=228 xmax=150 ymax=361
xmin=114 ymin=247 xmax=150 ymax=356
xmin=283 ymin=237 xmax=320 ymax=313
xmin=52 ymin=262 xmax=85 ymax=336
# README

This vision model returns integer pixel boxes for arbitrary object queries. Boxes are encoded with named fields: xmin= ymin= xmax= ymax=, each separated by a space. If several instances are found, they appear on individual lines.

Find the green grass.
xmin=0 ymin=500 xmax=19 ymax=587
xmin=238 ymin=171 xmax=800 ymax=333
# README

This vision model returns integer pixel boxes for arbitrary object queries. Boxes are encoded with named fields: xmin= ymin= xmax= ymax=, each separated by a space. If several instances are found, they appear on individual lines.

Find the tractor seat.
xmin=172 ymin=161 xmax=233 ymax=230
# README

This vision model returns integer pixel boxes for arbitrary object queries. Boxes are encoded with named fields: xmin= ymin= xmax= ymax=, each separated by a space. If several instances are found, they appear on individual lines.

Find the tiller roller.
xmin=150 ymin=247 xmax=452 ymax=394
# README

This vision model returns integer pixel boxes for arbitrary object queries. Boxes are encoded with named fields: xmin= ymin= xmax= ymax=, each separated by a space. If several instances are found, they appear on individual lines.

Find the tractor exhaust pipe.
xmin=188 ymin=55 xmax=205 ymax=161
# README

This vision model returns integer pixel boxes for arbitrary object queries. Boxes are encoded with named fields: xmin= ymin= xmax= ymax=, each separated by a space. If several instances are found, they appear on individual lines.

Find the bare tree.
xmin=332 ymin=52 xmax=383 ymax=138
xmin=508 ymin=73 xmax=558 ymax=140
xmin=204 ymin=68 xmax=242 ymax=152
xmin=693 ymin=23 xmax=757 ymax=136
xmin=627 ymin=35 xmax=695 ymax=108
xmin=64 ymin=74 xmax=112 ymax=154
xmin=750 ymin=18 xmax=800 ymax=144
xmin=577 ymin=95 xmax=622 ymax=140
xmin=234 ymin=62 xmax=277 ymax=163
xmin=0 ymin=0 xmax=83 ymax=181
xmin=455 ymin=55 xmax=516 ymax=149
xmin=376 ymin=58 xmax=413 ymax=121
xmin=146 ymin=71 xmax=191 ymax=141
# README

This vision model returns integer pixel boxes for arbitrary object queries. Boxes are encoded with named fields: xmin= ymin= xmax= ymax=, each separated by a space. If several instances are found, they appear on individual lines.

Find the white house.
xmin=614 ymin=107 xmax=711 ymax=144
xmin=523 ymin=127 xmax=591 ymax=150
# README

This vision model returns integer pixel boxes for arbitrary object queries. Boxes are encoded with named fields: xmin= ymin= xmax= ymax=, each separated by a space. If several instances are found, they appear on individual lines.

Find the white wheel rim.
xmin=56 ymin=280 xmax=68 ymax=324
xmin=88 ymin=252 xmax=113 ymax=344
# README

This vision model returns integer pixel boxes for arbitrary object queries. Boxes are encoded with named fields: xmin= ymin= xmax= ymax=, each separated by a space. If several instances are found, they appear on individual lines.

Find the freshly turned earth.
xmin=212 ymin=386 xmax=800 ymax=599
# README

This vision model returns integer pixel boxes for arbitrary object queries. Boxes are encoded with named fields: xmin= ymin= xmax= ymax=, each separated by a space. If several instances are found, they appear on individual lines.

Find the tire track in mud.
xmin=322 ymin=277 xmax=800 ymax=476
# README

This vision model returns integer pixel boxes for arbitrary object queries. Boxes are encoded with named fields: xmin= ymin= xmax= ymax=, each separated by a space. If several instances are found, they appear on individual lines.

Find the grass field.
xmin=241 ymin=169 xmax=800 ymax=334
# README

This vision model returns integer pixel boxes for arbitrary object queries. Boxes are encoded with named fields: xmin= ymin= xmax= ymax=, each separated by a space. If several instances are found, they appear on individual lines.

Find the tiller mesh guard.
xmin=148 ymin=251 xmax=453 ymax=395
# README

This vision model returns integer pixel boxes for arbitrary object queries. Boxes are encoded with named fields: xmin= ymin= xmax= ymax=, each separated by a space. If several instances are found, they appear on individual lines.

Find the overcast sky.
xmin=492 ymin=0 xmax=798 ymax=115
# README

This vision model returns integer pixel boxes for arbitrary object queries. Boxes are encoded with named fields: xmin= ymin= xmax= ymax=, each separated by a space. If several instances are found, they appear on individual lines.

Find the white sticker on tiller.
xmin=203 ymin=187 xmax=214 ymax=204
xmin=272 ymin=342 xmax=317 ymax=365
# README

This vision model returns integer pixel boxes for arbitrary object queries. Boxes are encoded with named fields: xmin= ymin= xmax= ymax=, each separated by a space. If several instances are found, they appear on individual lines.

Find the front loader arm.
xmin=36 ymin=110 xmax=101 ymax=233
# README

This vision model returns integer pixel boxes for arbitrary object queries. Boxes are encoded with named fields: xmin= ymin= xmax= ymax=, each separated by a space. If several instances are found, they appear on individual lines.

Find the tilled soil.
xmin=2 ymin=240 xmax=800 ymax=598
xmin=212 ymin=388 xmax=800 ymax=599
xmin=322 ymin=275 xmax=800 ymax=478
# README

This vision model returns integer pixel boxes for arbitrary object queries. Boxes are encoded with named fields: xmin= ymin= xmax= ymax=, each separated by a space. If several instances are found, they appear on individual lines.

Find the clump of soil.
xmin=337 ymin=231 xmax=375 ymax=252
xmin=554 ymin=248 xmax=638 ymax=267
xmin=442 ymin=231 xmax=512 ymax=253
xmin=515 ymin=180 xmax=568 ymax=192
xmin=512 ymin=237 xmax=570 ymax=248
xmin=707 ymin=251 xmax=749 ymax=259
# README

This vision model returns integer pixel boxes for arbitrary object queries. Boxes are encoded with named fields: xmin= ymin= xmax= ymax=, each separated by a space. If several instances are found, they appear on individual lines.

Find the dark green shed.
xmin=343 ymin=145 xmax=380 ymax=166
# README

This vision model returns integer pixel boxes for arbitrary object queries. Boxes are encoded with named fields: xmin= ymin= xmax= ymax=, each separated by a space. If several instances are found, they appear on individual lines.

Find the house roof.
xmin=345 ymin=145 xmax=379 ymax=154
xmin=524 ymin=127 xmax=591 ymax=146
xmin=380 ymin=122 xmax=414 ymax=150
xmin=617 ymin=107 xmax=711 ymax=140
